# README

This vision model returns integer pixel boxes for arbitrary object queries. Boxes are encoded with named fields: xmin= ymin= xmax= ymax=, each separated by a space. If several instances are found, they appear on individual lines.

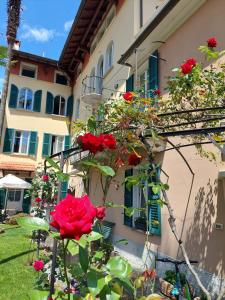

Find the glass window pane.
xmin=25 ymin=89 xmax=33 ymax=110
xmin=8 ymin=190 xmax=15 ymax=201
xmin=13 ymin=131 xmax=21 ymax=153
xmin=15 ymin=190 xmax=21 ymax=201
xmin=60 ymin=97 xmax=66 ymax=115
xmin=53 ymin=96 xmax=60 ymax=114
xmin=18 ymin=89 xmax=26 ymax=109
xmin=56 ymin=136 xmax=64 ymax=153
xmin=21 ymin=131 xmax=29 ymax=154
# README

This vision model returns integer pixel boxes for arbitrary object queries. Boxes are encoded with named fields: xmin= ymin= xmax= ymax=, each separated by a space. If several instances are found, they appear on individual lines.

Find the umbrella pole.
xmin=4 ymin=189 xmax=8 ymax=219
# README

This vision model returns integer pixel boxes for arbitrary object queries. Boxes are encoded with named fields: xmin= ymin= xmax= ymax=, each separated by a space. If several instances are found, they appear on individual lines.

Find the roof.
xmin=0 ymin=162 xmax=36 ymax=172
xmin=59 ymin=0 xmax=115 ymax=72
xmin=118 ymin=0 xmax=181 ymax=65
xmin=12 ymin=49 xmax=58 ymax=67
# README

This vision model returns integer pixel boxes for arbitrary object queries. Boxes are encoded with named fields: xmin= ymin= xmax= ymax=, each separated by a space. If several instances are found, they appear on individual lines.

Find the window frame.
xmin=51 ymin=135 xmax=65 ymax=155
xmin=54 ymin=71 xmax=68 ymax=86
xmin=20 ymin=62 xmax=37 ymax=79
xmin=12 ymin=130 xmax=30 ymax=155
xmin=8 ymin=189 xmax=22 ymax=202
xmin=75 ymin=98 xmax=80 ymax=119
xmin=17 ymin=87 xmax=34 ymax=110
xmin=106 ymin=41 xmax=114 ymax=72
xmin=53 ymin=95 xmax=67 ymax=116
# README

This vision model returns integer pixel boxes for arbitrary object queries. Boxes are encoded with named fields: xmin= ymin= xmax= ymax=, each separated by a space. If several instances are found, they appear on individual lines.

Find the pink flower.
xmin=33 ymin=260 xmax=44 ymax=271
xmin=207 ymin=37 xmax=217 ymax=48
xmin=96 ymin=206 xmax=106 ymax=220
xmin=42 ymin=174 xmax=49 ymax=182
xmin=35 ymin=198 xmax=42 ymax=203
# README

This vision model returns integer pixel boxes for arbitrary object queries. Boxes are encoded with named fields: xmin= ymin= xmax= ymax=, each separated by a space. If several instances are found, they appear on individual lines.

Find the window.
xmin=21 ymin=63 xmax=37 ymax=78
xmin=18 ymin=88 xmax=33 ymax=110
xmin=13 ymin=130 xmax=30 ymax=154
xmin=75 ymin=99 xmax=80 ymax=119
xmin=53 ymin=95 xmax=66 ymax=116
xmin=8 ymin=189 xmax=21 ymax=202
xmin=89 ymin=68 xmax=96 ymax=93
xmin=51 ymin=135 xmax=64 ymax=155
xmin=139 ymin=71 xmax=148 ymax=97
xmin=106 ymin=42 xmax=114 ymax=71
xmin=133 ymin=170 xmax=147 ymax=229
xmin=96 ymin=56 xmax=104 ymax=93
xmin=55 ymin=73 xmax=68 ymax=85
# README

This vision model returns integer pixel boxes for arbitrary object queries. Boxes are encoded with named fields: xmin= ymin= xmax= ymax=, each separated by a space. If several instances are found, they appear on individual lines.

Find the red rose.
xmin=186 ymin=58 xmax=196 ymax=67
xmin=77 ymin=133 xmax=103 ymax=154
xmin=153 ymin=89 xmax=160 ymax=96
xmin=100 ymin=134 xmax=116 ymax=150
xmin=50 ymin=194 xmax=96 ymax=240
xmin=35 ymin=198 xmax=42 ymax=203
xmin=128 ymin=153 xmax=141 ymax=166
xmin=33 ymin=260 xmax=44 ymax=271
xmin=96 ymin=206 xmax=106 ymax=220
xmin=123 ymin=92 xmax=133 ymax=102
xmin=181 ymin=62 xmax=193 ymax=75
xmin=207 ymin=37 xmax=217 ymax=48
xmin=42 ymin=174 xmax=49 ymax=182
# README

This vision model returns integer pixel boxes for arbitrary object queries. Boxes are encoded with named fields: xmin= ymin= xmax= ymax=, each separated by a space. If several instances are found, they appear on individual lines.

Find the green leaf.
xmin=86 ymin=231 xmax=103 ymax=242
xmin=79 ymin=245 xmax=89 ymax=272
xmin=45 ymin=157 xmax=60 ymax=170
xmin=116 ymin=277 xmax=134 ymax=296
xmin=49 ymin=232 xmax=61 ymax=239
xmin=87 ymin=270 xmax=107 ymax=296
xmin=115 ymin=239 xmax=128 ymax=245
xmin=106 ymin=256 xmax=132 ymax=278
xmin=93 ymin=250 xmax=104 ymax=260
xmin=125 ymin=207 xmax=135 ymax=217
xmin=29 ymin=290 xmax=49 ymax=300
xmin=17 ymin=217 xmax=49 ymax=232
xmin=97 ymin=165 xmax=115 ymax=177
xmin=56 ymin=172 xmax=69 ymax=182
xmin=68 ymin=240 xmax=79 ymax=256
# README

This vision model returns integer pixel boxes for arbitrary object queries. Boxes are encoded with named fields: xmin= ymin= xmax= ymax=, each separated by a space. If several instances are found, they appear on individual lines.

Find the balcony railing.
xmin=70 ymin=150 xmax=89 ymax=165
xmin=81 ymin=75 xmax=103 ymax=107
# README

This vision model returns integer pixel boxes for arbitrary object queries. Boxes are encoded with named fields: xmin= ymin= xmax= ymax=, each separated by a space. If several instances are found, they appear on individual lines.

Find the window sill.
xmin=10 ymin=107 xmax=36 ymax=113
xmin=50 ymin=114 xmax=68 ymax=119
xmin=19 ymin=74 xmax=37 ymax=80
xmin=7 ymin=153 xmax=36 ymax=159
xmin=103 ymin=65 xmax=114 ymax=79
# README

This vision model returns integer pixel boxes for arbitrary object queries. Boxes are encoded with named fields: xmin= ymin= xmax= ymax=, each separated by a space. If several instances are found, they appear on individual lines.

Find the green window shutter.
xmin=33 ymin=90 xmax=42 ymax=112
xmin=45 ymin=92 xmax=54 ymax=114
xmin=148 ymin=50 xmax=159 ymax=96
xmin=124 ymin=169 xmax=133 ymax=227
xmin=148 ymin=167 xmax=161 ymax=235
xmin=66 ymin=95 xmax=74 ymax=117
xmin=8 ymin=84 xmax=19 ymax=108
xmin=3 ymin=128 xmax=14 ymax=153
xmin=64 ymin=135 xmax=70 ymax=151
xmin=61 ymin=181 xmax=68 ymax=199
xmin=126 ymin=74 xmax=134 ymax=92
xmin=0 ymin=189 xmax=6 ymax=209
xmin=42 ymin=133 xmax=51 ymax=157
xmin=28 ymin=131 xmax=38 ymax=156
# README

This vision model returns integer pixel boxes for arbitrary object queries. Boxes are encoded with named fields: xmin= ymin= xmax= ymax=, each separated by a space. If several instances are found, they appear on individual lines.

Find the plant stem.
xmin=63 ymin=240 xmax=70 ymax=300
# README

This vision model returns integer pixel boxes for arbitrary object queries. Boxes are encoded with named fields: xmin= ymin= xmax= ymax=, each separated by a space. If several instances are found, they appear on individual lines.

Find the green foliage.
xmin=80 ymin=159 xmax=115 ymax=177
xmin=106 ymin=256 xmax=132 ymax=278
xmin=0 ymin=45 xmax=7 ymax=66
xmin=164 ymin=270 xmax=186 ymax=287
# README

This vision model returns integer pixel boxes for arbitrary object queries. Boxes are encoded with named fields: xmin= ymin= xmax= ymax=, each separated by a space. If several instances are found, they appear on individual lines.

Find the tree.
xmin=0 ymin=0 xmax=21 ymax=146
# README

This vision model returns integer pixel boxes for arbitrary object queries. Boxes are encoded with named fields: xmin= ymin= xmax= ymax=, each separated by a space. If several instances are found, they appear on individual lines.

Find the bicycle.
xmin=156 ymin=257 xmax=198 ymax=300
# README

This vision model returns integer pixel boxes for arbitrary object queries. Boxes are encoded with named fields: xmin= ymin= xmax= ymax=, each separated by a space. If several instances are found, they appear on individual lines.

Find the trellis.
xmin=44 ymin=105 xmax=225 ymax=299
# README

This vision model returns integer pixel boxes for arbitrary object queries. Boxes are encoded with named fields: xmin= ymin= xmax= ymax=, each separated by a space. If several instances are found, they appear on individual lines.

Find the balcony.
xmin=70 ymin=150 xmax=89 ymax=166
xmin=81 ymin=75 xmax=103 ymax=107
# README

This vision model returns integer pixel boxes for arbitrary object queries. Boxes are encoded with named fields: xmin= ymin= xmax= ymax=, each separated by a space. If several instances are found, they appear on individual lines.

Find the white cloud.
xmin=64 ymin=20 xmax=73 ymax=32
xmin=21 ymin=24 xmax=55 ymax=42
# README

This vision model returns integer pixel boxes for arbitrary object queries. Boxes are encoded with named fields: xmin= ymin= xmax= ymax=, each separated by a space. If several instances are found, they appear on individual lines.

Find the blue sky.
xmin=0 ymin=0 xmax=81 ymax=89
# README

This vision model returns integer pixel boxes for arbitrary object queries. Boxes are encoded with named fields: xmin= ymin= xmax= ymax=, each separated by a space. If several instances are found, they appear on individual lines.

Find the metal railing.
xmin=82 ymin=75 xmax=103 ymax=95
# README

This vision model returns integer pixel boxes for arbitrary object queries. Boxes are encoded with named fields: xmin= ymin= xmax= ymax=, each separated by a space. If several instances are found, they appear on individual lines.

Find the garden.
xmin=1 ymin=38 xmax=225 ymax=300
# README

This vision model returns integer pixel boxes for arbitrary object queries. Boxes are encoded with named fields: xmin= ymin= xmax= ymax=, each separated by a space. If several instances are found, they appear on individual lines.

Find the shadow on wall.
xmin=184 ymin=178 xmax=225 ymax=283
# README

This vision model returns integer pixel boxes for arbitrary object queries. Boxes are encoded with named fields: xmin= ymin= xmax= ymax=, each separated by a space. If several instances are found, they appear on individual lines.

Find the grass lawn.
xmin=0 ymin=224 xmax=38 ymax=300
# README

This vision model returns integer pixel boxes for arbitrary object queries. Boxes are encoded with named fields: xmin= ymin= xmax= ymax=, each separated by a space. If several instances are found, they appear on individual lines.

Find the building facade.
xmin=0 ymin=0 xmax=224 ymax=296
